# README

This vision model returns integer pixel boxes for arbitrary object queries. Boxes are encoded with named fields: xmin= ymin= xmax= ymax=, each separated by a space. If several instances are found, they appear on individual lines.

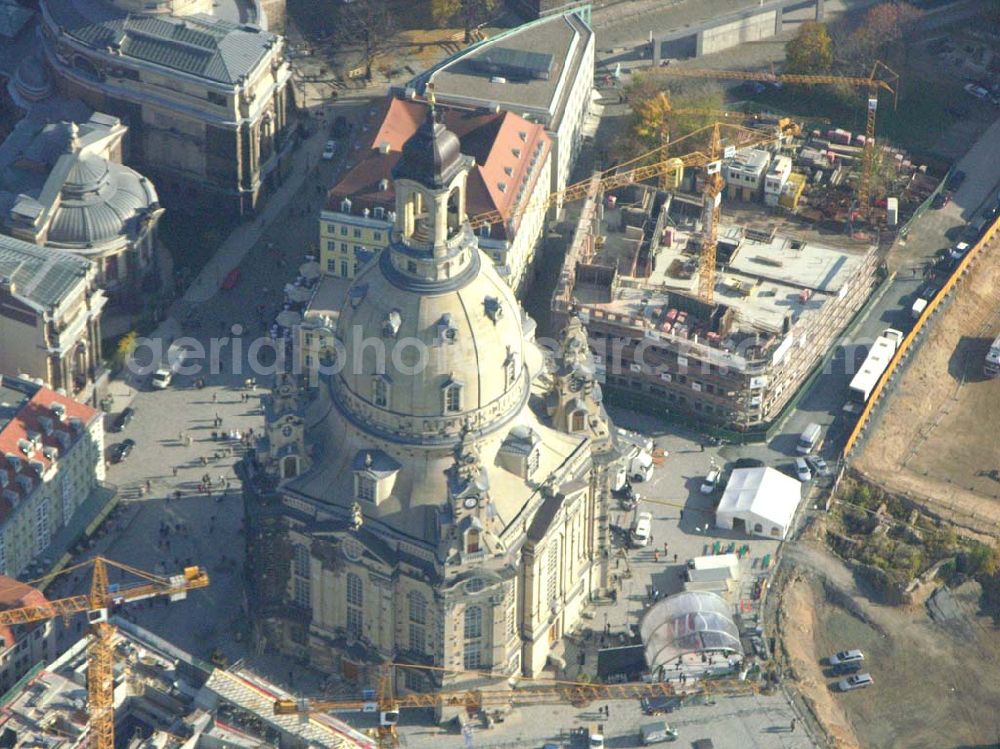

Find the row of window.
xmin=331 ymin=225 xmax=384 ymax=241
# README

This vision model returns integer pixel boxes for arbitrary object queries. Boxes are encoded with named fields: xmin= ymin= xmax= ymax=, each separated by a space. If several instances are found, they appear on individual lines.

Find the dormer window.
xmin=372 ymin=376 xmax=390 ymax=408
xmin=437 ymin=314 xmax=459 ymax=344
xmin=527 ymin=449 xmax=540 ymax=476
xmin=378 ymin=179 xmax=389 ymax=191
xmin=383 ymin=309 xmax=402 ymax=337
xmin=340 ymin=198 xmax=352 ymax=213
xmin=503 ymin=347 xmax=517 ymax=389
xmin=497 ymin=182 xmax=506 ymax=193
xmin=504 ymin=166 xmax=513 ymax=176
xmin=512 ymin=148 xmax=521 ymax=158
xmin=374 ymin=206 xmax=385 ymax=219
xmin=571 ymin=409 xmax=586 ymax=432
xmin=518 ymin=131 xmax=527 ymax=142
xmin=443 ymin=380 xmax=463 ymax=414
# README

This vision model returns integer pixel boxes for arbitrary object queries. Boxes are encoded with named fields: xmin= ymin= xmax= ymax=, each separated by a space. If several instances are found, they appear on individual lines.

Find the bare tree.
xmin=336 ymin=0 xmax=398 ymax=80
xmin=431 ymin=0 xmax=497 ymax=42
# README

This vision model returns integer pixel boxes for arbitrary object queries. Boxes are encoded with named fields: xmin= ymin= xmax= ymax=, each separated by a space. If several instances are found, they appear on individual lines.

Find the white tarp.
xmin=715 ymin=467 xmax=802 ymax=539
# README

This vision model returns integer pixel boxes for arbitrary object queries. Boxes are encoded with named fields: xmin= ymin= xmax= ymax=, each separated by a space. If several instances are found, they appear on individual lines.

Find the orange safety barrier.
xmin=842 ymin=211 xmax=1000 ymax=458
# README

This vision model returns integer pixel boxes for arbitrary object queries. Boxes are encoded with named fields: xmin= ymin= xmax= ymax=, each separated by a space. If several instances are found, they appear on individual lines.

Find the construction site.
xmin=550 ymin=124 xmax=881 ymax=433
xmin=0 ymin=617 xmax=373 ymax=749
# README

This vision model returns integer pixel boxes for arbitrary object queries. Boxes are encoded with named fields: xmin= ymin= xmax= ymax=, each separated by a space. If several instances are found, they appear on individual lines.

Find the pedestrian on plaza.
xmin=663 ymin=542 xmax=668 ymax=554
xmin=145 ymin=480 xmax=151 ymax=493
xmin=212 ymin=393 xmax=217 ymax=403
xmin=654 ymin=550 xmax=660 ymax=562
xmin=673 ymin=553 xmax=678 ymax=563
xmin=790 ymin=719 xmax=796 ymax=732
xmin=173 ymin=466 xmax=178 ymax=477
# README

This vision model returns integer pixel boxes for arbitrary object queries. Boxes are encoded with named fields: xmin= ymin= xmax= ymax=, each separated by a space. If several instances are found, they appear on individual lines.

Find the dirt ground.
xmin=778 ymin=537 xmax=1000 ymax=749
xmin=855 ymin=233 xmax=1000 ymax=535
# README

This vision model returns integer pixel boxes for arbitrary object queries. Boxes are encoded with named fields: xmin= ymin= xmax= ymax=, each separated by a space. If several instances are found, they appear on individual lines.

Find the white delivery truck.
xmin=910 ymin=297 xmax=927 ymax=319
xmin=847 ymin=328 xmax=904 ymax=404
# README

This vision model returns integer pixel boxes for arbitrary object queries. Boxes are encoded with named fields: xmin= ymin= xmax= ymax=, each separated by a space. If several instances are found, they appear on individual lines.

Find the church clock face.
xmin=463 ymin=496 xmax=478 ymax=509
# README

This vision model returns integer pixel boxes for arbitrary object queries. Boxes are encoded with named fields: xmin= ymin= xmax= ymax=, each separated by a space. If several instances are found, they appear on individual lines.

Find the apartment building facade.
xmin=0 ymin=375 xmax=105 ymax=579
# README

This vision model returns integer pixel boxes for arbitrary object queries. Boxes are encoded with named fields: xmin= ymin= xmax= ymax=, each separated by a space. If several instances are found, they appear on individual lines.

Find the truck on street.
xmin=848 ymin=328 xmax=904 ymax=404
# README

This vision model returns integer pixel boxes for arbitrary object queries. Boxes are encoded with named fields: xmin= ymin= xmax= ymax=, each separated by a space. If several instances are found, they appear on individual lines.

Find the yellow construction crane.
xmin=0 ymin=557 xmax=209 ymax=749
xmin=471 ymin=120 xmax=794 ymax=304
xmin=646 ymin=61 xmax=898 ymax=217
xmin=275 ymin=662 xmax=756 ymax=747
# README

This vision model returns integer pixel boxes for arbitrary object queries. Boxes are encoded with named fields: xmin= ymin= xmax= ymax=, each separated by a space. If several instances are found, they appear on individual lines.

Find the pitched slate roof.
xmin=44 ymin=0 xmax=278 ymax=84
xmin=0 ymin=235 xmax=93 ymax=309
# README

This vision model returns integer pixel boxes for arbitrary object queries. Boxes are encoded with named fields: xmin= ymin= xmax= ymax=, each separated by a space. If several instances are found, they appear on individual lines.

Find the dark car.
xmin=946 ymin=170 xmax=966 ymax=192
xmin=111 ymin=407 xmax=135 ymax=433
xmin=112 ymin=438 xmax=136 ymax=463
xmin=831 ymin=661 xmax=862 ymax=676
xmin=931 ymin=192 xmax=950 ymax=209
xmin=732 ymin=457 xmax=766 ymax=469
xmin=642 ymin=695 xmax=683 ymax=715
xmin=332 ymin=115 xmax=349 ymax=138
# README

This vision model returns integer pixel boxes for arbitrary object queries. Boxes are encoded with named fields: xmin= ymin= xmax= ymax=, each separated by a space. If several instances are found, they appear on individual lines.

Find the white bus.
xmin=848 ymin=329 xmax=904 ymax=403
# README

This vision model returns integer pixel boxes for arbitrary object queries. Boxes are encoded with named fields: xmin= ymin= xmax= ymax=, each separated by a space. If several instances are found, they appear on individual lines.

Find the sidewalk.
xmin=181 ymin=129 xmax=329 ymax=307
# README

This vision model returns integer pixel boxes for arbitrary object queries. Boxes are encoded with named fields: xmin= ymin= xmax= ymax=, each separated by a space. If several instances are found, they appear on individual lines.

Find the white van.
xmin=796 ymin=423 xmax=822 ymax=455
xmin=631 ymin=511 xmax=653 ymax=547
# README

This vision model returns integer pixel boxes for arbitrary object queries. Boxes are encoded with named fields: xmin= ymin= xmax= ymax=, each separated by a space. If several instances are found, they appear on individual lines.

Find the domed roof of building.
xmin=392 ymin=108 xmax=464 ymax=189
xmin=47 ymin=154 xmax=159 ymax=247
xmin=334 ymin=243 xmax=528 ymax=434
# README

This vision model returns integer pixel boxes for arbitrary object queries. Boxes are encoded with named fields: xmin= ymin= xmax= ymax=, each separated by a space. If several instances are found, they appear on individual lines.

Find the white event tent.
xmin=715 ymin=466 xmax=802 ymax=539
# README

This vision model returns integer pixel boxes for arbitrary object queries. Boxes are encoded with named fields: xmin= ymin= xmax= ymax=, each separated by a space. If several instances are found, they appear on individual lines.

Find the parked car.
xmin=700 ymin=468 xmax=722 ymax=494
xmin=112 ymin=438 xmax=136 ymax=463
xmin=111 ymin=407 xmax=135 ymax=433
xmin=931 ymin=191 xmax=950 ymax=209
xmin=794 ymin=457 xmax=813 ymax=482
xmin=838 ymin=673 xmax=874 ymax=691
xmin=946 ymin=170 xmax=966 ymax=192
xmin=322 ymin=140 xmax=337 ymax=160
xmin=964 ymin=82 xmax=989 ymax=100
xmin=831 ymin=661 xmax=862 ymax=676
xmin=806 ymin=455 xmax=831 ymax=477
xmin=732 ymin=457 xmax=765 ymax=469
xmin=332 ymin=116 xmax=350 ymax=138
xmin=150 ymin=368 xmax=172 ymax=390
xmin=949 ymin=241 xmax=971 ymax=260
xmin=828 ymin=649 xmax=864 ymax=666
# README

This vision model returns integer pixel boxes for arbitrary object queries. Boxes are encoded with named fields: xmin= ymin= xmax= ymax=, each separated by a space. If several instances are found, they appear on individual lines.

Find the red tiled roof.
xmin=0 ymin=576 xmax=48 ymax=649
xmin=328 ymin=97 xmax=551 ymax=241
xmin=0 ymin=387 xmax=99 ymax=524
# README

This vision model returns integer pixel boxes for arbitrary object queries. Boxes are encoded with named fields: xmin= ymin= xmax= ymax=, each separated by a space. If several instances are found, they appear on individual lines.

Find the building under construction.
xmin=551 ymin=183 xmax=879 ymax=432
xmin=0 ymin=618 xmax=373 ymax=749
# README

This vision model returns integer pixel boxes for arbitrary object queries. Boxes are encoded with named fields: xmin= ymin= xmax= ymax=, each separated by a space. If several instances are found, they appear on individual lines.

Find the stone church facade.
xmin=241 ymin=109 xmax=620 ymax=697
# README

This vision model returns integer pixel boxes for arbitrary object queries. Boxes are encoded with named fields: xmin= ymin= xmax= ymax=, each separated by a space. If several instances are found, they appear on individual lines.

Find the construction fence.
xmin=842 ymin=211 xmax=1000 ymax=458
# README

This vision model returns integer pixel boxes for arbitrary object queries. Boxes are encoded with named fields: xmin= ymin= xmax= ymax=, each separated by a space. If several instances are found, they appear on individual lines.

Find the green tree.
xmin=785 ymin=21 xmax=833 ymax=75
xmin=431 ymin=0 xmax=497 ymax=41
xmin=622 ymin=75 xmax=724 ymax=160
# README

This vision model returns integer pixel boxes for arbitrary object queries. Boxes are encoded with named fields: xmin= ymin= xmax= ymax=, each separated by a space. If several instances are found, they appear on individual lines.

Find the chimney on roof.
xmin=0 ymin=276 xmax=14 ymax=295
xmin=378 ymin=142 xmax=391 ymax=155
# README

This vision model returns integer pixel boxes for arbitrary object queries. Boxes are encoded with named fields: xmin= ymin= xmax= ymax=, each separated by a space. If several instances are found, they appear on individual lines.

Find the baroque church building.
xmin=242 ymin=109 xmax=621 ymax=693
